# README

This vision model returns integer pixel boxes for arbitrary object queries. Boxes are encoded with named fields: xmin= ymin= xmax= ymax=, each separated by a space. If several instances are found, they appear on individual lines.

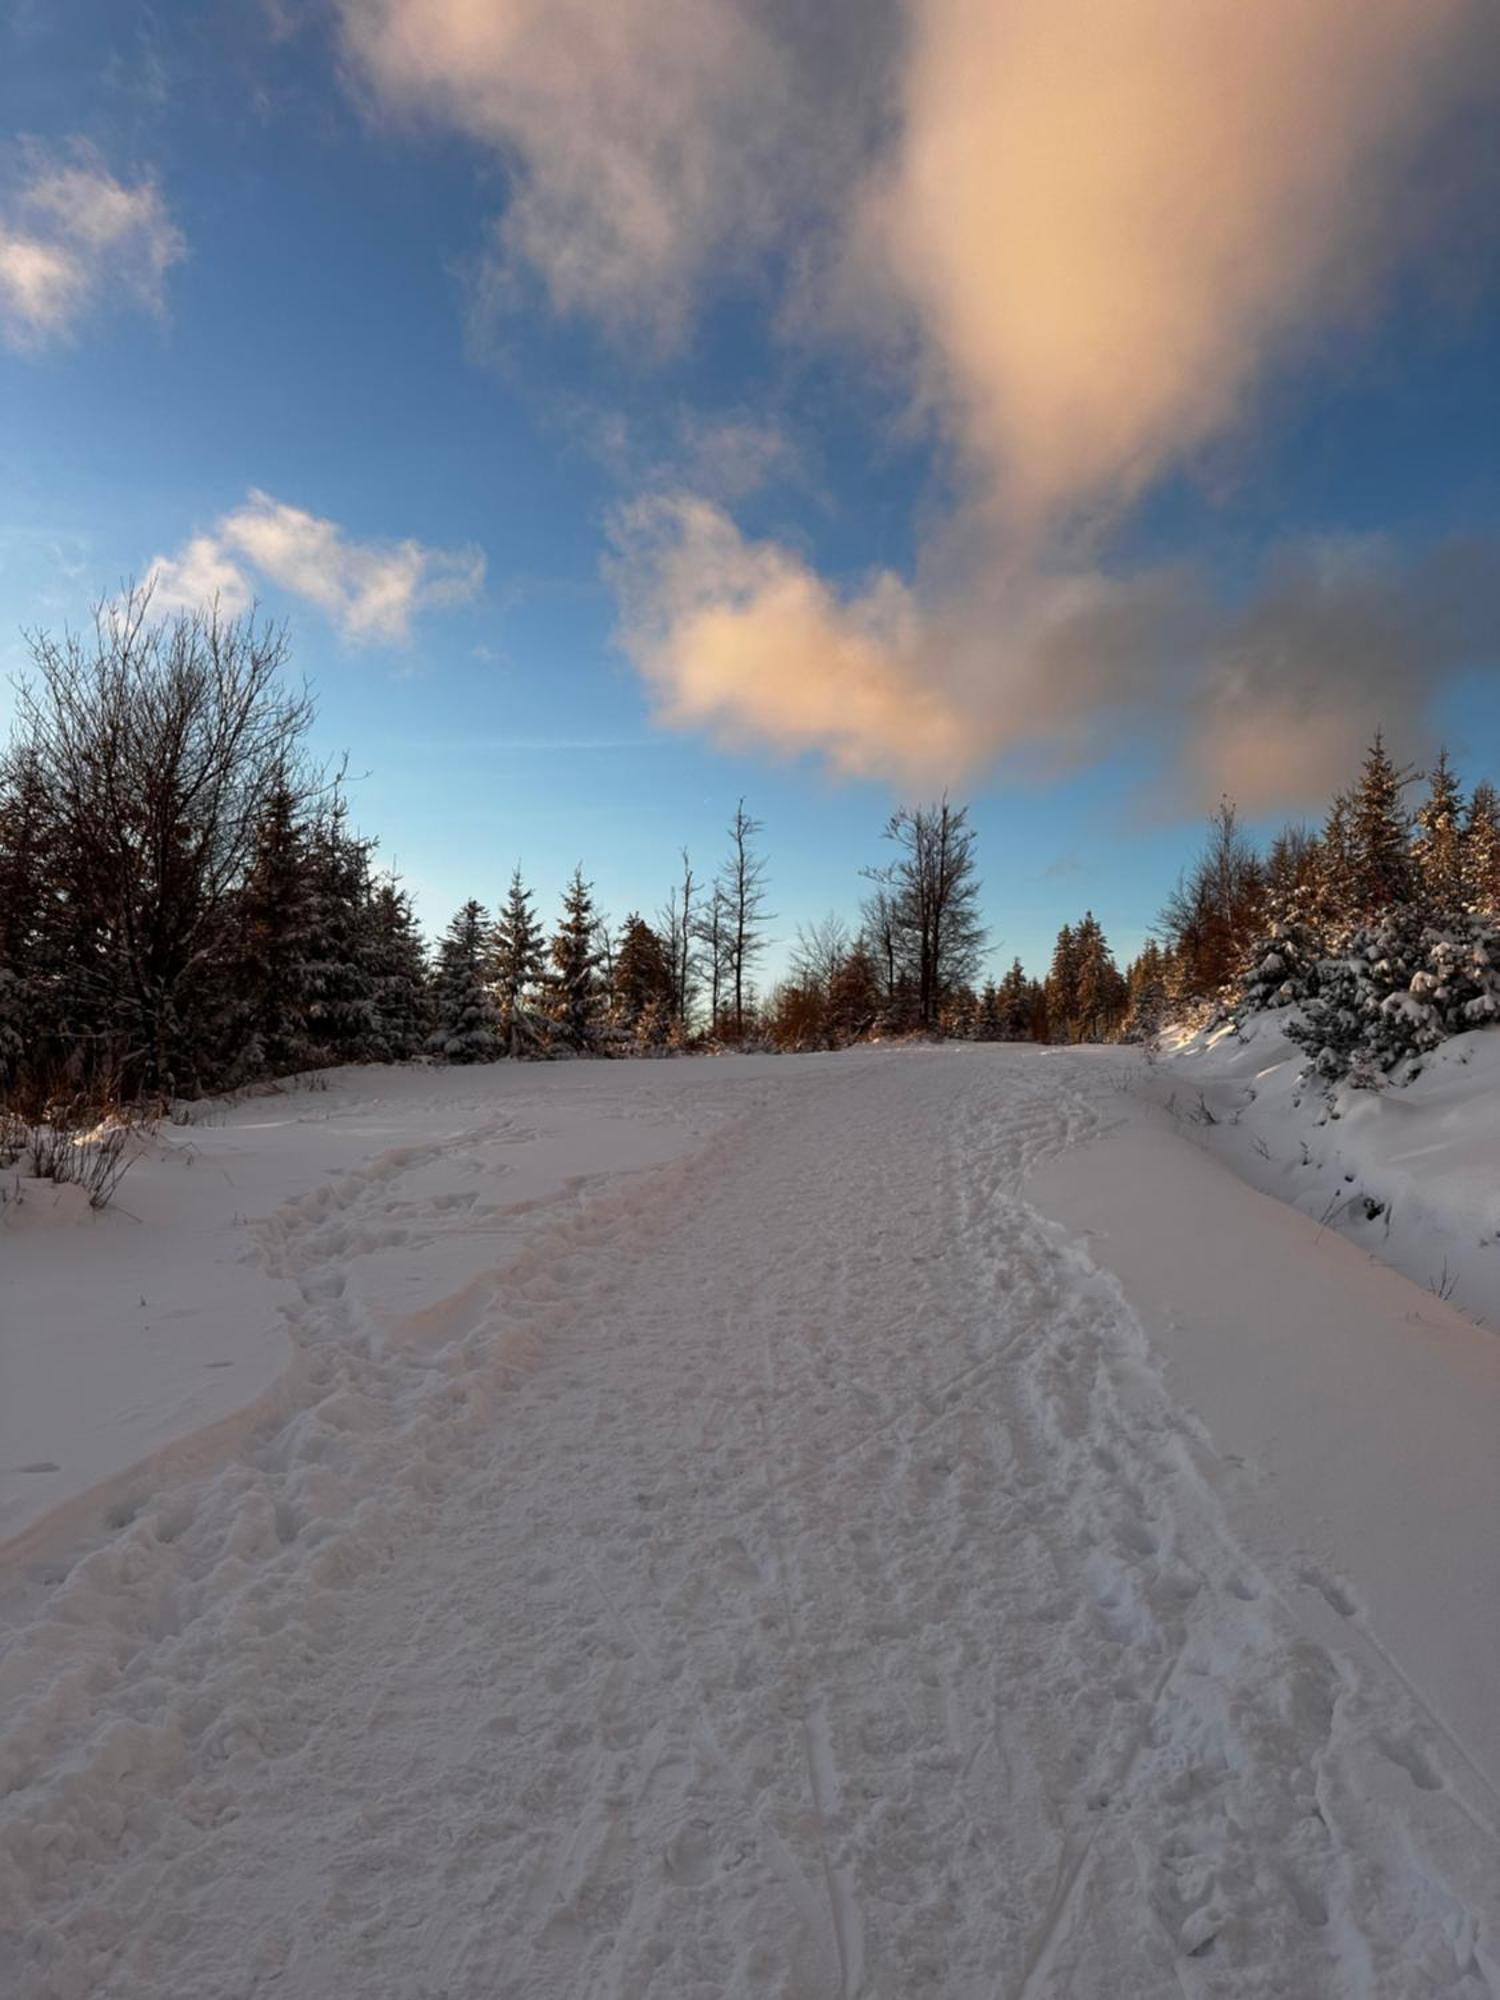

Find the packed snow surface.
xmin=2 ymin=1048 xmax=1499 ymax=1998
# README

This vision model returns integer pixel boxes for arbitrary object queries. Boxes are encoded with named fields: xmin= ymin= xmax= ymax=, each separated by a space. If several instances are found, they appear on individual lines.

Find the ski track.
xmin=1 ymin=1049 xmax=1497 ymax=1998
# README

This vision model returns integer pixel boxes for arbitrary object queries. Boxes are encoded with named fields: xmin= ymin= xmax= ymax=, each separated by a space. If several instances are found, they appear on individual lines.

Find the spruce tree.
xmin=998 ymin=958 xmax=1032 ymax=1040
xmin=366 ymin=876 xmax=431 ymax=1060
xmin=1046 ymin=924 xmax=1080 ymax=1042
xmin=493 ymin=867 xmax=547 ymax=1058
xmin=428 ymin=900 xmax=502 ymax=1062
xmin=612 ymin=913 xmax=674 ymax=1045
xmin=303 ymin=801 xmax=378 ymax=1064
xmin=1412 ymin=750 xmax=1466 ymax=917
xmin=547 ymin=867 xmax=604 ymax=1053
xmin=1463 ymin=782 xmax=1500 ymax=916
xmin=1073 ymin=912 xmax=1126 ymax=1041
xmin=232 ymin=778 xmax=318 ymax=1080
xmin=1348 ymin=732 xmax=1414 ymax=919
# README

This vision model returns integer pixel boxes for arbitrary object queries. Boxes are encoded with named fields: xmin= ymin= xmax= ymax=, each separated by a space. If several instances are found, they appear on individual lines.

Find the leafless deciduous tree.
xmin=865 ymin=797 xmax=986 ymax=1032
xmin=15 ymin=586 xmax=317 ymax=1096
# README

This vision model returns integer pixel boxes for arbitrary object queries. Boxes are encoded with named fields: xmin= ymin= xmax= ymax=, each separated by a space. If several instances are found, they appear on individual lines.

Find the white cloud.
xmin=146 ymin=492 xmax=485 ymax=644
xmin=0 ymin=147 xmax=183 ymax=350
xmin=145 ymin=534 xmax=255 ymax=618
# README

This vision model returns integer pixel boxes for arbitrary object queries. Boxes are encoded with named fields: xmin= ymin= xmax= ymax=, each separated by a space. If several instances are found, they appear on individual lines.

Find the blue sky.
xmin=3 ymin=2 xmax=1498 ymax=982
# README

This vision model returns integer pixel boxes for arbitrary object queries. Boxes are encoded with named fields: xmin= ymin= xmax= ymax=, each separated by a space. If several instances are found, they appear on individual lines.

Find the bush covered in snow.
xmin=1286 ymin=915 xmax=1500 ymax=1087
xmin=1240 ymin=923 xmax=1323 ymax=1013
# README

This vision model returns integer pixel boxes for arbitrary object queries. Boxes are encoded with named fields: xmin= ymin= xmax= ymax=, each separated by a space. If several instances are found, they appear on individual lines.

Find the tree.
xmin=547 ymin=866 xmax=604 ymax=1052
xmin=13 ymin=588 xmax=315 ymax=1098
xmin=658 ymin=849 xmax=698 ymax=1035
xmin=1047 ymin=924 xmax=1080 ymax=1041
xmin=230 ymin=773 xmax=319 ymax=1080
xmin=1157 ymin=799 xmax=1264 ymax=1001
xmin=826 ymin=939 xmax=881 ymax=1043
xmin=428 ymin=901 xmax=501 ymax=1062
xmin=1122 ymin=940 xmax=1169 ymax=1042
xmin=0 ymin=743 xmax=56 ymax=1089
xmin=612 ymin=913 xmax=674 ymax=1043
xmin=865 ymin=796 xmax=985 ymax=1032
xmin=1463 ymin=781 xmax=1500 ymax=916
xmin=694 ymin=879 xmax=732 ymax=1037
xmin=718 ymin=800 xmax=773 ymax=1040
xmin=492 ymin=866 xmax=547 ymax=1058
xmin=302 ymin=798 xmax=378 ymax=1065
xmin=365 ymin=874 xmax=430 ymax=1060
xmin=1073 ymin=912 xmax=1126 ymax=1041
xmin=1412 ymin=749 xmax=1466 ymax=917
xmin=997 ymin=958 xmax=1034 ymax=1041
xmin=1348 ymin=731 xmax=1414 ymax=919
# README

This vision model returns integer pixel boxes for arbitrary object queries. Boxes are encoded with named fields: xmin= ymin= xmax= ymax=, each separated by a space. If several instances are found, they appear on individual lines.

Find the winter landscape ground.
xmin=4 ymin=1043 xmax=1499 ymax=1999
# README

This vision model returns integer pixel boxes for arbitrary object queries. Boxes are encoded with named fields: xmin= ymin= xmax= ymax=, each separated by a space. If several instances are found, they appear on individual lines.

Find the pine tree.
xmin=612 ymin=913 xmax=674 ymax=1045
xmin=1412 ymin=750 xmax=1466 ymax=917
xmin=1348 ymin=731 xmax=1414 ymax=919
xmin=547 ymin=867 xmax=604 ymax=1053
xmin=428 ymin=901 xmax=502 ymax=1062
xmin=1312 ymin=791 xmax=1357 ymax=940
xmin=1073 ymin=912 xmax=1126 ymax=1041
xmin=231 ymin=778 xmax=318 ymax=1080
xmin=976 ymin=981 xmax=1002 ymax=1041
xmin=998 ymin=958 xmax=1033 ymax=1040
xmin=303 ymin=801 xmax=378 ymax=1064
xmin=1463 ymin=781 xmax=1500 ymax=916
xmin=1046 ymin=924 xmax=1080 ymax=1042
xmin=492 ymin=867 xmax=547 ymax=1058
xmin=366 ymin=876 xmax=430 ymax=1060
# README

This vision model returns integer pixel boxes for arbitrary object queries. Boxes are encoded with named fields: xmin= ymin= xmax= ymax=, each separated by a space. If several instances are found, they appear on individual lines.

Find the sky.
xmin=2 ymin=1 xmax=1499 ymax=982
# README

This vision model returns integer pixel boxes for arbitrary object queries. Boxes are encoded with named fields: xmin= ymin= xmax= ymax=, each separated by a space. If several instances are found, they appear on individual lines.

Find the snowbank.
xmin=1157 ymin=1012 xmax=1500 ymax=1329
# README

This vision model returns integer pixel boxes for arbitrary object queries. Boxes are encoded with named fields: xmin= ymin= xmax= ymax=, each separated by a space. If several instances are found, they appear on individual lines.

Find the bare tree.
xmin=718 ymin=799 xmax=774 ymax=1040
xmin=15 ymin=586 xmax=316 ymax=1096
xmin=658 ymin=847 xmax=698 ymax=1031
xmin=864 ymin=797 xmax=985 ymax=1032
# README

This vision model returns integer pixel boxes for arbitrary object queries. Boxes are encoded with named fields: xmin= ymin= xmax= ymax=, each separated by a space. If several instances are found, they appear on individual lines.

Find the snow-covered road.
xmin=3 ymin=1050 xmax=1498 ymax=1998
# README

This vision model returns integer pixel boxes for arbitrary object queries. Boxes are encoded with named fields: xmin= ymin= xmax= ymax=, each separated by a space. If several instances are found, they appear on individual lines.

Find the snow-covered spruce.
xmin=1286 ymin=911 xmax=1500 ymax=1087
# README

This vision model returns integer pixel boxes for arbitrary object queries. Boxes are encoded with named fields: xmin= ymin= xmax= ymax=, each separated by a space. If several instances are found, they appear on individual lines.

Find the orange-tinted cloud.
xmin=862 ymin=0 xmax=1487 ymax=533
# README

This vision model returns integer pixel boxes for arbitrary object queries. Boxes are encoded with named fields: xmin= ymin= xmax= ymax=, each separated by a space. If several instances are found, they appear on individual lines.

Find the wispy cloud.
xmin=335 ymin=0 xmax=886 ymax=342
xmin=147 ymin=492 xmax=485 ymax=644
xmin=0 ymin=144 xmax=183 ymax=350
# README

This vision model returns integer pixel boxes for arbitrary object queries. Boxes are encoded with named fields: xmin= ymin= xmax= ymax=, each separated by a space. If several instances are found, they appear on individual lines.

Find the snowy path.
xmin=2 ymin=1050 xmax=1498 ymax=1998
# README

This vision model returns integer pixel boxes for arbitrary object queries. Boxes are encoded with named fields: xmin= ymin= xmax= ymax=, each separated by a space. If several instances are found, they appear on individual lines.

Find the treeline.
xmin=0 ymin=597 xmax=1022 ymax=1105
xmin=1142 ymin=735 xmax=1500 ymax=1079
xmin=6 ymin=595 xmax=1495 ymax=1108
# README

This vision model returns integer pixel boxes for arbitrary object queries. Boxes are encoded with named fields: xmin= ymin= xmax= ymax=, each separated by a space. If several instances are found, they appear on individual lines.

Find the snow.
xmin=1155 ymin=1010 xmax=1500 ymax=1328
xmin=2 ymin=1047 xmax=1499 ymax=1996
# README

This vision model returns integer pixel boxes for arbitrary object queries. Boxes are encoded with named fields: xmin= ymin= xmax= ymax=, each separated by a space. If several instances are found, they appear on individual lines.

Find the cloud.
xmin=617 ymin=3 xmax=1499 ymax=803
xmin=339 ymin=1 xmax=1500 ymax=793
xmin=146 ymin=534 xmax=255 ymax=619
xmin=857 ymin=0 xmax=1492 ymax=536
xmin=0 ymin=146 xmax=183 ymax=349
xmin=336 ymin=0 xmax=889 ymax=340
xmin=614 ymin=497 xmax=1500 ymax=811
xmin=147 ymin=492 xmax=484 ymax=643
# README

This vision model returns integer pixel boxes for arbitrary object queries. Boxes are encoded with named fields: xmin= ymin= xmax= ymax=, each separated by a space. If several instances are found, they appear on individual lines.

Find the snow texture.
xmin=2 ymin=1048 xmax=1498 ymax=1997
